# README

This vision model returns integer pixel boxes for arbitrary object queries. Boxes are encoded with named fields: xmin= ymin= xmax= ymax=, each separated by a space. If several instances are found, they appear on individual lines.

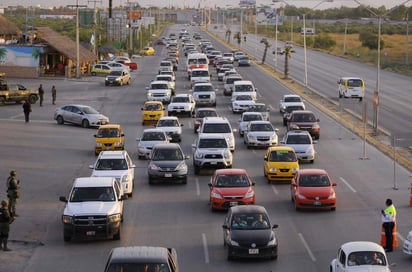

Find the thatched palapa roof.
xmin=0 ymin=15 xmax=21 ymax=35
xmin=36 ymin=26 xmax=97 ymax=63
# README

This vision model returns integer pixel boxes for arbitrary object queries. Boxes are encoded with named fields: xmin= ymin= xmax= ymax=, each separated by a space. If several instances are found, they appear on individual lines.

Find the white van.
xmin=232 ymin=80 xmax=257 ymax=100
xmin=338 ymin=77 xmax=365 ymax=101
xmin=301 ymin=28 xmax=315 ymax=36
xmin=186 ymin=53 xmax=209 ymax=79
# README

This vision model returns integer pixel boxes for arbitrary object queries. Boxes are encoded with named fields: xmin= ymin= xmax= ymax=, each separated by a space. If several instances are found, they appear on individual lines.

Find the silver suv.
xmin=192 ymin=134 xmax=233 ymax=175
xmin=280 ymin=130 xmax=316 ymax=163
xmin=191 ymin=82 xmax=217 ymax=107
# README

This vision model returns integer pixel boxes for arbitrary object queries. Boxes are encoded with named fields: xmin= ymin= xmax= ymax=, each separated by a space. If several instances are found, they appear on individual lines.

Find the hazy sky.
xmin=1 ymin=0 xmax=408 ymax=9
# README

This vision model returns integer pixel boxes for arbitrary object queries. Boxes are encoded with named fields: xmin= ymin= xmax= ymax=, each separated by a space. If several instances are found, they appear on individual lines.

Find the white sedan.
xmin=231 ymin=94 xmax=255 ymax=114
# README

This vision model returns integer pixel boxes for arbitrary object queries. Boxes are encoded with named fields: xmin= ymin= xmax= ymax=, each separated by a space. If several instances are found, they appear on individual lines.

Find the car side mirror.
xmin=317 ymin=118 xmax=320 ymax=122
xmin=208 ymin=182 xmax=212 ymax=187
xmin=332 ymin=182 xmax=337 ymax=186
xmin=59 ymin=196 xmax=68 ymax=203
xmin=222 ymin=224 xmax=229 ymax=230
xmin=141 ymin=108 xmax=144 ymax=110
xmin=264 ymin=157 xmax=268 ymax=161
xmin=120 ymin=195 xmax=128 ymax=201
xmin=89 ymin=164 xmax=94 ymax=169
xmin=94 ymin=134 xmax=97 ymax=138
xmin=272 ymin=224 xmax=279 ymax=229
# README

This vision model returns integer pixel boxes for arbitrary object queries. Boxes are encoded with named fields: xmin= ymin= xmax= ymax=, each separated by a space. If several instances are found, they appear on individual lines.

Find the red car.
xmin=291 ymin=169 xmax=336 ymax=211
xmin=208 ymin=168 xmax=255 ymax=211
xmin=116 ymin=60 xmax=138 ymax=71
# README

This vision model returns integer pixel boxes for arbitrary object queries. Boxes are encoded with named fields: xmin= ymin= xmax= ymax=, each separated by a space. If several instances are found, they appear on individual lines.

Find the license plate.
xmin=210 ymin=161 xmax=217 ymax=165
xmin=165 ymin=173 xmax=172 ymax=177
xmin=230 ymin=202 xmax=238 ymax=206
xmin=314 ymin=201 xmax=321 ymax=206
xmin=249 ymin=248 xmax=259 ymax=254
xmin=150 ymin=117 xmax=155 ymax=120
xmin=86 ymin=231 xmax=95 ymax=236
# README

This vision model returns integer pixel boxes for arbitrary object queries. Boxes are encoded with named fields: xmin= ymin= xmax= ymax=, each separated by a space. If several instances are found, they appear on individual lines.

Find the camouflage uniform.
xmin=0 ymin=200 xmax=12 ymax=251
xmin=6 ymin=170 xmax=20 ymax=217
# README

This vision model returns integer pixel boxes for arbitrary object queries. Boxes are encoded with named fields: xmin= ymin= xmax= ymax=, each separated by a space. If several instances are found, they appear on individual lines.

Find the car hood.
xmin=150 ymin=160 xmax=184 ymax=168
xmin=138 ymin=140 xmax=168 ymax=148
xmin=213 ymin=187 xmax=251 ymax=197
xmin=298 ymin=186 xmax=334 ymax=198
xmin=230 ymin=229 xmax=273 ymax=245
xmin=91 ymin=170 xmax=129 ymax=178
xmin=157 ymin=127 xmax=181 ymax=133
xmin=85 ymin=113 xmax=109 ymax=120
xmin=169 ymin=103 xmax=191 ymax=108
xmin=343 ymin=266 xmax=389 ymax=272
xmin=64 ymin=201 xmax=120 ymax=216
xmin=287 ymin=144 xmax=311 ymax=152
xmin=248 ymin=131 xmax=276 ymax=137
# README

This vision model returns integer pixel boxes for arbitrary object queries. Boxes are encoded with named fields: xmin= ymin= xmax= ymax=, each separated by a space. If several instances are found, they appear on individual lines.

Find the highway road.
xmin=209 ymin=24 xmax=412 ymax=138
xmin=0 ymin=24 xmax=411 ymax=271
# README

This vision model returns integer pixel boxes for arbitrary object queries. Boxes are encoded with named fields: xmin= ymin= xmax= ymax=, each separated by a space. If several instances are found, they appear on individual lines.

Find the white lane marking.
xmin=10 ymin=113 xmax=24 ymax=119
xmin=271 ymin=185 xmax=279 ymax=195
xmin=202 ymin=233 xmax=210 ymax=263
xmin=339 ymin=177 xmax=357 ymax=193
xmin=196 ymin=177 xmax=200 ymax=196
xmin=298 ymin=233 xmax=317 ymax=262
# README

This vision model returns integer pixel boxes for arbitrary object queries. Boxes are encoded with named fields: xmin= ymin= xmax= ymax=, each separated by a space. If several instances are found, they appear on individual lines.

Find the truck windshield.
xmin=70 ymin=187 xmax=115 ymax=202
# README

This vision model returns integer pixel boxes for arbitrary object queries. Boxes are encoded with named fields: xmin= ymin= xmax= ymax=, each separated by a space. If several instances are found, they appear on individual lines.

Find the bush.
xmin=359 ymin=31 xmax=384 ymax=50
xmin=313 ymin=34 xmax=336 ymax=49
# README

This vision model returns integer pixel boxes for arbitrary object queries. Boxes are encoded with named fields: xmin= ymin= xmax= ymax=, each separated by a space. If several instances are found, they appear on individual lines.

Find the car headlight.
xmin=292 ymin=167 xmax=298 ymax=173
xmin=166 ymin=92 xmax=171 ymax=97
xmin=230 ymin=239 xmax=239 ymax=246
xmin=306 ymin=146 xmax=315 ymax=155
xmin=270 ymin=167 xmax=277 ymax=172
xmin=195 ymin=152 xmax=204 ymax=159
xmin=267 ymin=233 xmax=277 ymax=246
xmin=121 ymin=175 xmax=130 ymax=183
xmin=328 ymin=191 xmax=336 ymax=199
xmin=290 ymin=124 xmax=300 ymax=130
xmin=247 ymin=134 xmax=257 ymax=141
xmin=226 ymin=137 xmax=233 ymax=145
xmin=211 ymin=191 xmax=222 ymax=199
xmin=62 ymin=215 xmax=73 ymax=224
xmin=96 ymin=143 xmax=103 ymax=147
xmin=176 ymin=161 xmax=187 ymax=171
xmin=105 ymin=77 xmax=109 ymax=80
xmin=147 ymin=92 xmax=153 ymax=97
xmin=245 ymin=190 xmax=255 ymax=199
xmin=114 ymin=142 xmax=122 ymax=147
xmin=312 ymin=123 xmax=320 ymax=129
xmin=149 ymin=164 xmax=161 ymax=170
xmin=233 ymin=102 xmax=239 ymax=107
xmin=108 ymin=213 xmax=122 ymax=223
xmin=224 ymin=150 xmax=231 ymax=159
xmin=115 ymin=77 xmax=121 ymax=81
xmin=297 ymin=193 xmax=307 ymax=199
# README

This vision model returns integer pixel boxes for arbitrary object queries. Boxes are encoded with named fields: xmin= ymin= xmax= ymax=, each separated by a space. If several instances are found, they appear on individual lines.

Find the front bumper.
xmin=227 ymin=244 xmax=277 ymax=259
xmin=211 ymin=197 xmax=255 ymax=210
xmin=63 ymin=220 xmax=120 ymax=241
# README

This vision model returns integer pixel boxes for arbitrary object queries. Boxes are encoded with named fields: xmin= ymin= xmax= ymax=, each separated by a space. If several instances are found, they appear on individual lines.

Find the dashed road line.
xmin=202 ymin=233 xmax=210 ymax=263
xmin=298 ymin=233 xmax=317 ymax=262
xmin=339 ymin=177 xmax=357 ymax=193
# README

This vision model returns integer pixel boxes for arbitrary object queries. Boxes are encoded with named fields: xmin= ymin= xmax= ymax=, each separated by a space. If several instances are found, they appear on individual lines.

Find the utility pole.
xmin=88 ymin=0 xmax=102 ymax=58
xmin=68 ymin=0 xmax=87 ymax=79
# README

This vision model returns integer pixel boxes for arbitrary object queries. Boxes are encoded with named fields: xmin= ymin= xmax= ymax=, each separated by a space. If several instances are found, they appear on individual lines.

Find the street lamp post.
xmin=68 ymin=0 xmax=87 ymax=79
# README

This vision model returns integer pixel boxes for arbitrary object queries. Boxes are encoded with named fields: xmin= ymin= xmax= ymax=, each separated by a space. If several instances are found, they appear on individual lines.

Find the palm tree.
xmin=261 ymin=40 xmax=270 ymax=64
xmin=284 ymin=46 xmax=291 ymax=79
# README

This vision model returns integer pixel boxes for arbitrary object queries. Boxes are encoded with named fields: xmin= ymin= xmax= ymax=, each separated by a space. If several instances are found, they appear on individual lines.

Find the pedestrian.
xmin=0 ymin=200 xmax=14 ymax=251
xmin=6 ymin=170 xmax=20 ymax=217
xmin=38 ymin=83 xmax=44 ymax=106
xmin=381 ymin=198 xmax=396 ymax=252
xmin=22 ymin=100 xmax=32 ymax=123
xmin=51 ymin=85 xmax=56 ymax=105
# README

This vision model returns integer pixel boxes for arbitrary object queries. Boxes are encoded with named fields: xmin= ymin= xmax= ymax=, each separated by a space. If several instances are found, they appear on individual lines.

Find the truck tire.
xmin=28 ymin=95 xmax=37 ymax=104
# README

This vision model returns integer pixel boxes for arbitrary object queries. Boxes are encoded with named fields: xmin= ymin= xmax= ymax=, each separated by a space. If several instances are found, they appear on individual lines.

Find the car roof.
xmin=242 ymin=112 xmax=263 ymax=116
xmin=152 ymin=143 xmax=181 ymax=149
xmin=174 ymin=94 xmax=190 ymax=97
xmin=248 ymin=120 xmax=271 ymax=125
xmin=286 ymin=130 xmax=311 ymax=136
xmin=215 ymin=168 xmax=248 ymax=175
xmin=234 ymin=80 xmax=253 ymax=85
xmin=143 ymin=128 xmax=166 ymax=133
xmin=150 ymin=80 xmax=169 ymax=84
xmin=290 ymin=110 xmax=315 ymax=115
xmin=98 ymin=150 xmax=128 ymax=159
xmin=340 ymin=241 xmax=385 ymax=254
xmin=73 ymin=176 xmax=115 ymax=188
xmin=197 ymin=107 xmax=217 ymax=112
xmin=203 ymin=116 xmax=229 ymax=123
xmin=144 ymin=101 xmax=163 ymax=105
xmin=340 ymin=77 xmax=363 ymax=80
xmin=198 ymin=133 xmax=226 ymax=140
xmin=229 ymin=205 xmax=267 ymax=214
xmin=159 ymin=116 xmax=179 ymax=121
xmin=297 ymin=169 xmax=328 ymax=175
xmin=193 ymin=82 xmax=213 ymax=87
xmin=267 ymin=146 xmax=296 ymax=152
xmin=284 ymin=94 xmax=301 ymax=98
xmin=98 ymin=124 xmax=122 ymax=129
xmin=108 ymin=246 xmax=171 ymax=263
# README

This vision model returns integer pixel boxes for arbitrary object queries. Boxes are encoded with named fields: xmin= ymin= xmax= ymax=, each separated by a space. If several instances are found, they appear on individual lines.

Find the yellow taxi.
xmin=140 ymin=46 xmax=156 ymax=56
xmin=141 ymin=101 xmax=165 ymax=125
xmin=94 ymin=124 xmax=125 ymax=155
xmin=263 ymin=146 xmax=299 ymax=183
xmin=91 ymin=64 xmax=112 ymax=76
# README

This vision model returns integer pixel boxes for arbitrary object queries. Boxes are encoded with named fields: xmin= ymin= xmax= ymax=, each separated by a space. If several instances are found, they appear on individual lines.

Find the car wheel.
xmin=331 ymin=207 xmax=336 ymax=211
xmin=271 ymin=255 xmax=278 ymax=260
xmin=56 ymin=115 xmax=64 ymax=125
xmin=339 ymin=92 xmax=343 ymax=98
xmin=310 ymin=159 xmax=314 ymax=164
xmin=181 ymin=177 xmax=187 ymax=184
xmin=194 ymin=165 xmax=200 ymax=175
xmin=105 ymin=82 xmax=108 ymax=86
xmin=113 ymin=228 xmax=121 ymax=240
xmin=29 ymin=95 xmax=37 ymax=104
xmin=82 ymin=119 xmax=90 ymax=128
xmin=227 ymin=251 xmax=233 ymax=261
xmin=148 ymin=176 xmax=154 ymax=185
xmin=63 ymin=234 xmax=71 ymax=242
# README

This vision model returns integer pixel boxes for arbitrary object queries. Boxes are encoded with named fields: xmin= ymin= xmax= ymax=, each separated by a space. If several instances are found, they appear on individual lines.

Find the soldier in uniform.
xmin=38 ymin=83 xmax=44 ymax=106
xmin=0 ymin=200 xmax=13 ymax=251
xmin=6 ymin=170 xmax=20 ymax=217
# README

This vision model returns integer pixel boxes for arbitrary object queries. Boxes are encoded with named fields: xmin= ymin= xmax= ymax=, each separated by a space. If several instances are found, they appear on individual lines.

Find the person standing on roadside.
xmin=22 ymin=100 xmax=32 ymax=123
xmin=51 ymin=85 xmax=56 ymax=105
xmin=6 ymin=170 xmax=20 ymax=217
xmin=0 ymin=200 xmax=14 ymax=251
xmin=38 ymin=84 xmax=44 ymax=106
xmin=381 ymin=198 xmax=396 ymax=252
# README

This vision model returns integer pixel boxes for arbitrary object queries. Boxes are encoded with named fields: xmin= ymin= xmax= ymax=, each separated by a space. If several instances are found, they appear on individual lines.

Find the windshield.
xmin=193 ymin=85 xmax=214 ymax=92
xmin=347 ymin=79 xmax=363 ymax=87
xmin=144 ymin=103 xmax=162 ymax=111
xmin=192 ymin=70 xmax=209 ymax=77
xmin=70 ymin=186 xmax=115 ymax=202
xmin=235 ymin=85 xmax=254 ymax=92
xmin=151 ymin=84 xmax=169 ymax=90
xmin=198 ymin=138 xmax=228 ymax=148
xmin=157 ymin=119 xmax=179 ymax=127
xmin=142 ymin=132 xmax=166 ymax=141
xmin=95 ymin=159 xmax=128 ymax=170
xmin=269 ymin=150 xmax=297 ymax=162
xmin=236 ymin=95 xmax=253 ymax=101
xmin=243 ymin=114 xmax=262 ymax=121
xmin=196 ymin=110 xmax=217 ymax=118
xmin=151 ymin=148 xmax=183 ymax=161
xmin=227 ymin=78 xmax=242 ymax=84
xmin=284 ymin=96 xmax=302 ymax=103
xmin=250 ymin=123 xmax=273 ymax=131
xmin=109 ymin=71 xmax=122 ymax=76
xmin=299 ymin=174 xmax=330 ymax=187
xmin=203 ymin=123 xmax=231 ymax=133
xmin=157 ymin=77 xmax=171 ymax=82
xmin=287 ymin=135 xmax=311 ymax=145
xmin=172 ymin=97 xmax=190 ymax=103
xmin=286 ymin=106 xmax=304 ymax=113
xmin=292 ymin=113 xmax=316 ymax=122
xmin=97 ymin=128 xmax=120 ymax=138
xmin=215 ymin=174 xmax=250 ymax=187
xmin=106 ymin=263 xmax=170 ymax=272
xmin=230 ymin=213 xmax=270 ymax=230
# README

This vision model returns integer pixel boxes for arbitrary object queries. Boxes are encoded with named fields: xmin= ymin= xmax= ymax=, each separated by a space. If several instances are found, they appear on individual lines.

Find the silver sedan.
xmin=53 ymin=104 xmax=109 ymax=128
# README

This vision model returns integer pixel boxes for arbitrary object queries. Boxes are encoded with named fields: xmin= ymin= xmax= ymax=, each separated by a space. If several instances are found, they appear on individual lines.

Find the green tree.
xmin=283 ymin=46 xmax=291 ymax=79
xmin=261 ymin=40 xmax=270 ymax=64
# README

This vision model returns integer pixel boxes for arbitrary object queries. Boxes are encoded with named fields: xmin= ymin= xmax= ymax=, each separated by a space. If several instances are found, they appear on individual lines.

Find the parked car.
xmin=291 ymin=168 xmax=337 ymax=211
xmin=222 ymin=205 xmax=278 ymax=260
xmin=54 ymin=104 xmax=109 ymax=128
xmin=209 ymin=168 xmax=255 ymax=210
xmin=105 ymin=69 xmax=131 ymax=86
xmin=280 ymin=130 xmax=316 ymax=163
xmin=136 ymin=128 xmax=170 ymax=159
xmin=330 ymin=241 xmax=390 ymax=272
xmin=90 ymin=150 xmax=136 ymax=197
xmin=263 ymin=146 xmax=299 ymax=183
xmin=286 ymin=110 xmax=320 ymax=140
xmin=104 ymin=246 xmax=179 ymax=272
xmin=94 ymin=124 xmax=125 ymax=155
xmin=147 ymin=143 xmax=189 ymax=184
xmin=244 ymin=120 xmax=279 ymax=148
